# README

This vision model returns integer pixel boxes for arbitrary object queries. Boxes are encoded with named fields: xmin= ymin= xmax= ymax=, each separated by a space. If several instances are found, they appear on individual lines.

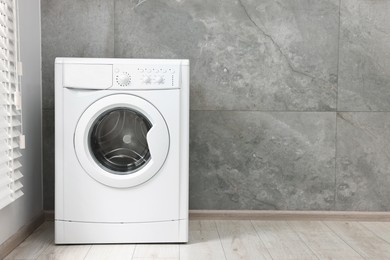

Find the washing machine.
xmin=55 ymin=58 xmax=189 ymax=244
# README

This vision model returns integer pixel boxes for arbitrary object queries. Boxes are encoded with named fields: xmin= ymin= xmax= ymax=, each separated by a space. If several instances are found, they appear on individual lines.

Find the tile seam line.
xmin=213 ymin=220 xmax=228 ymax=260
xmin=82 ymin=245 xmax=92 ymax=260
xmin=336 ymin=0 xmax=341 ymax=111
xmin=113 ymin=0 xmax=115 ymax=58
xmin=32 ymin=235 xmax=55 ymax=259
xmin=358 ymin=222 xmax=390 ymax=246
xmin=286 ymin=221 xmax=320 ymax=260
xmin=131 ymin=244 xmax=137 ymax=260
xmin=334 ymin=111 xmax=338 ymax=210
xmin=322 ymin=221 xmax=367 ymax=259
xmin=250 ymin=220 xmax=274 ymax=260
xmin=178 ymin=238 xmax=181 ymax=260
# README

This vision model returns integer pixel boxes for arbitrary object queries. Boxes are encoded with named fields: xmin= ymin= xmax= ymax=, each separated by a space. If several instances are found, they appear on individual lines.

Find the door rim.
xmin=74 ymin=94 xmax=170 ymax=188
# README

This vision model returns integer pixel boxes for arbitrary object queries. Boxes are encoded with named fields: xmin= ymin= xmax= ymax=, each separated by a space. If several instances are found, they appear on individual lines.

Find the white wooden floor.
xmin=5 ymin=220 xmax=390 ymax=259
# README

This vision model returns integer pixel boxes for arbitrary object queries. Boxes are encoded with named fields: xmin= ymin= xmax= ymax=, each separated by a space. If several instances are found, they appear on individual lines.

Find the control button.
xmin=139 ymin=68 xmax=144 ymax=73
xmin=116 ymin=72 xmax=131 ymax=86
xmin=154 ymin=76 xmax=165 ymax=84
xmin=142 ymin=76 xmax=151 ymax=84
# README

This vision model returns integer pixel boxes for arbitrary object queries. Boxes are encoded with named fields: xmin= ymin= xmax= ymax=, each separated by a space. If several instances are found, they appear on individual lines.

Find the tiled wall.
xmin=41 ymin=0 xmax=390 ymax=211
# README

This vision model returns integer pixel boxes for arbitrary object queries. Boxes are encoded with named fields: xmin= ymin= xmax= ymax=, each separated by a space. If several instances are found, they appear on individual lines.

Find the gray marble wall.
xmin=41 ymin=0 xmax=390 ymax=211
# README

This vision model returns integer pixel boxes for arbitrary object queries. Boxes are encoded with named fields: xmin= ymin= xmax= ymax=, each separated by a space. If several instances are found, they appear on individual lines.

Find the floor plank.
xmin=36 ymin=244 xmax=91 ymax=260
xmin=132 ymin=244 xmax=179 ymax=260
xmin=325 ymin=221 xmax=390 ymax=259
xmin=180 ymin=220 xmax=226 ymax=260
xmin=215 ymin=220 xmax=272 ymax=260
xmin=360 ymin=222 xmax=390 ymax=244
xmin=132 ymin=258 xmax=178 ymax=260
xmin=288 ymin=221 xmax=363 ymax=260
xmin=5 ymin=222 xmax=53 ymax=260
xmin=84 ymin=244 xmax=135 ymax=260
xmin=252 ymin=220 xmax=318 ymax=260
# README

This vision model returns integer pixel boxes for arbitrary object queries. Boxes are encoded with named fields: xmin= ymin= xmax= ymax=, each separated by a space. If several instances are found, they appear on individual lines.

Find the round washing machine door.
xmin=74 ymin=94 xmax=169 ymax=188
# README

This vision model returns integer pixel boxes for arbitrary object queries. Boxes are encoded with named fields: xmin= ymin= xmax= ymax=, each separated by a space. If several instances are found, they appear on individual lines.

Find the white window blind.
xmin=0 ymin=0 xmax=23 ymax=210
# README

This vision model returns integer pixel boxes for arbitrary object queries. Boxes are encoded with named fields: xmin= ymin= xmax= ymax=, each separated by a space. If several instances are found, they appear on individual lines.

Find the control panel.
xmin=111 ymin=64 xmax=180 ymax=90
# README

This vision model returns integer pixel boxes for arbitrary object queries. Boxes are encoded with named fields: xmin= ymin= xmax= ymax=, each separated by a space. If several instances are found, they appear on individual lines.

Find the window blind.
xmin=0 ymin=0 xmax=23 ymax=210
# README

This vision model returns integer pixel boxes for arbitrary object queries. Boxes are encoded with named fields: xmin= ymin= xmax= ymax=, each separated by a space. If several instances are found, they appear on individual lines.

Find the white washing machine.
xmin=55 ymin=58 xmax=189 ymax=244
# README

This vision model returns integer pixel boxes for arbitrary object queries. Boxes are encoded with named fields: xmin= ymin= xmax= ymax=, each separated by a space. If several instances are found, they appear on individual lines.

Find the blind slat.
xmin=0 ymin=164 xmax=9 ymax=174
xmin=0 ymin=60 xmax=8 ymax=71
xmin=13 ymin=169 xmax=21 ymax=180
xmin=0 ymin=7 xmax=13 ymax=18
xmin=0 ymin=50 xmax=7 ymax=60
xmin=12 ymin=118 xmax=20 ymax=126
xmin=11 ymin=129 xmax=20 ymax=137
xmin=0 ymin=155 xmax=10 ymax=164
xmin=12 ymin=180 xmax=22 ymax=191
xmin=0 ymin=0 xmax=13 ymax=9
xmin=0 ymin=25 xmax=7 ymax=37
xmin=0 ymin=18 xmax=13 ymax=30
xmin=11 ymin=107 xmax=21 ymax=116
xmin=0 ymin=146 xmax=9 ymax=153
xmin=11 ymin=140 xmax=19 ymax=149
xmin=13 ymin=160 xmax=21 ymax=170
xmin=0 ymin=38 xmax=7 ymax=49
xmin=0 ymin=185 xmax=11 ymax=201
xmin=0 ymin=72 xmax=9 ymax=82
xmin=13 ymin=150 xmax=21 ymax=159
xmin=0 ymin=174 xmax=11 ymax=187
xmin=13 ymin=189 xmax=23 ymax=200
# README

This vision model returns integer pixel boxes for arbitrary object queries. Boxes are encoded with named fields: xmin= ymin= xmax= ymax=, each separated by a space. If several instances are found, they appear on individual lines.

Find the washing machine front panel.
xmin=60 ymin=88 xmax=182 ymax=224
xmin=74 ymin=94 xmax=170 ymax=188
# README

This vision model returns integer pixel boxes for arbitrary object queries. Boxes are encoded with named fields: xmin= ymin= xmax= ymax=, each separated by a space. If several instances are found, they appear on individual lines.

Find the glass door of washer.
xmin=74 ymin=94 xmax=170 ymax=188
xmin=89 ymin=108 xmax=152 ymax=174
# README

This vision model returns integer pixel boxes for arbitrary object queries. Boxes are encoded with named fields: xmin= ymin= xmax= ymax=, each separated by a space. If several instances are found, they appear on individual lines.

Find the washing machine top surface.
xmin=55 ymin=57 xmax=189 ymax=65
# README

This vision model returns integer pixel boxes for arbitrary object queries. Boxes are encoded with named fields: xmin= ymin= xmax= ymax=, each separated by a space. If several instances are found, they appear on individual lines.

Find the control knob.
xmin=142 ymin=76 xmax=151 ymax=84
xmin=116 ymin=72 xmax=131 ymax=86
xmin=154 ymin=76 xmax=165 ymax=84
